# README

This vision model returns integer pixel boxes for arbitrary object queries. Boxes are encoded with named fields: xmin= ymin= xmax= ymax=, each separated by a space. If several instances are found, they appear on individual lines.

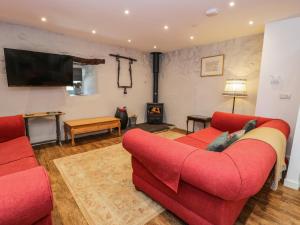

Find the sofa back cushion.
xmin=0 ymin=115 xmax=25 ymax=143
xmin=211 ymin=112 xmax=271 ymax=133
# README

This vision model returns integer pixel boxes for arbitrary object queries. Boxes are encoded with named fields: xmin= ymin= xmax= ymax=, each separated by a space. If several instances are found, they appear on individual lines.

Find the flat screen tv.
xmin=4 ymin=48 xmax=73 ymax=86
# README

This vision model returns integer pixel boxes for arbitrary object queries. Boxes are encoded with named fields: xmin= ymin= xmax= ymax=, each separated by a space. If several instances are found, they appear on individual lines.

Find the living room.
xmin=0 ymin=1 xmax=300 ymax=225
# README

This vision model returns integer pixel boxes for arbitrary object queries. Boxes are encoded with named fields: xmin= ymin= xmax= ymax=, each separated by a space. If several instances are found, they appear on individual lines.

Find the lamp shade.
xmin=223 ymin=79 xmax=247 ymax=97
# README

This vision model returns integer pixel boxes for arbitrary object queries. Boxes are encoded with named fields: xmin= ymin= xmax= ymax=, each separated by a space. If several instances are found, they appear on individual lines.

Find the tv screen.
xmin=4 ymin=48 xmax=73 ymax=86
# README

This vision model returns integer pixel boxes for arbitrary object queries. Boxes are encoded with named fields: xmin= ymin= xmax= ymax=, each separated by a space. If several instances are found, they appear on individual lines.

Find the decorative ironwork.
xmin=109 ymin=54 xmax=137 ymax=94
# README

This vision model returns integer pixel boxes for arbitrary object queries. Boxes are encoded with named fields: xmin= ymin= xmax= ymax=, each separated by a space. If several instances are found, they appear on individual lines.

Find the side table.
xmin=23 ymin=111 xmax=65 ymax=146
xmin=186 ymin=115 xmax=212 ymax=134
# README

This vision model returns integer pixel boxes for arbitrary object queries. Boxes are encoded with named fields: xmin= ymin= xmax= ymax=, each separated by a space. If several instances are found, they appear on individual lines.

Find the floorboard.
xmin=34 ymin=129 xmax=300 ymax=225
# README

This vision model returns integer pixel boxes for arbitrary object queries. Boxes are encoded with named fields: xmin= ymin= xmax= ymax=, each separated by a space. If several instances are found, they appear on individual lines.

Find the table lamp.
xmin=223 ymin=79 xmax=247 ymax=113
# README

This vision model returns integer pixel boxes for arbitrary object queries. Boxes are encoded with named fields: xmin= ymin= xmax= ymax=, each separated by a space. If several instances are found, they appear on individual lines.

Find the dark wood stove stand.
xmin=147 ymin=103 xmax=164 ymax=124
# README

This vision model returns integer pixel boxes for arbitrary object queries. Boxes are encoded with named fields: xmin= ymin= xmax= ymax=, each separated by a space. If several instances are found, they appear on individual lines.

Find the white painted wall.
xmin=255 ymin=17 xmax=300 ymax=156
xmin=284 ymin=106 xmax=300 ymax=190
xmin=0 ymin=22 xmax=152 ymax=143
xmin=159 ymin=34 xmax=264 ymax=130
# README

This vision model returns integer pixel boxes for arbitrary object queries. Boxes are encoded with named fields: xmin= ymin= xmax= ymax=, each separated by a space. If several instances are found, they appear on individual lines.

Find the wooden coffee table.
xmin=64 ymin=117 xmax=121 ymax=146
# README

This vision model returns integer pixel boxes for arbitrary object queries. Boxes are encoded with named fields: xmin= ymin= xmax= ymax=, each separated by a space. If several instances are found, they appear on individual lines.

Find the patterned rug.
xmin=54 ymin=130 xmax=184 ymax=225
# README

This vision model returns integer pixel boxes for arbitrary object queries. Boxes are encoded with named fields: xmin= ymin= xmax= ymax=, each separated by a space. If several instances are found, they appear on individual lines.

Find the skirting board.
xmin=284 ymin=178 xmax=300 ymax=190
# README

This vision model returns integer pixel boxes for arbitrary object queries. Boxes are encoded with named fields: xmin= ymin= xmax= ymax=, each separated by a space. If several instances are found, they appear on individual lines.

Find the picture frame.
xmin=200 ymin=54 xmax=224 ymax=77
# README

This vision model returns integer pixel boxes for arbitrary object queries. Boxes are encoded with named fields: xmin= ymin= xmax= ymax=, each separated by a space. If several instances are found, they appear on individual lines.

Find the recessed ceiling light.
xmin=92 ymin=30 xmax=96 ymax=34
xmin=153 ymin=45 xmax=157 ymax=49
xmin=249 ymin=20 xmax=254 ymax=25
xmin=128 ymin=39 xmax=132 ymax=43
xmin=124 ymin=10 xmax=130 ymax=15
xmin=206 ymin=8 xmax=219 ymax=17
xmin=190 ymin=36 xmax=194 ymax=40
xmin=164 ymin=25 xmax=169 ymax=30
xmin=41 ymin=17 xmax=47 ymax=22
xmin=229 ymin=2 xmax=235 ymax=7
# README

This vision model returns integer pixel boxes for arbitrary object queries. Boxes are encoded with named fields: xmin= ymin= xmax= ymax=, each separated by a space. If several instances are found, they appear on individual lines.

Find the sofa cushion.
xmin=207 ymin=132 xmax=229 ymax=152
xmin=0 ymin=115 xmax=25 ymax=143
xmin=0 ymin=136 xmax=34 ymax=165
xmin=175 ymin=136 xmax=208 ymax=149
xmin=211 ymin=112 xmax=271 ymax=133
xmin=187 ymin=127 xmax=223 ymax=144
xmin=0 ymin=157 xmax=38 ymax=177
xmin=243 ymin=120 xmax=257 ymax=133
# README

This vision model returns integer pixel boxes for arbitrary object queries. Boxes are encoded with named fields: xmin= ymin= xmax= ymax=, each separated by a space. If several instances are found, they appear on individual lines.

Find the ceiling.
xmin=0 ymin=0 xmax=300 ymax=52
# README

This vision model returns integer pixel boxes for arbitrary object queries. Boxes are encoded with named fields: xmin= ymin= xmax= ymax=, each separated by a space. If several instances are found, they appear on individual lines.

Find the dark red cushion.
xmin=0 ymin=136 xmax=34 ymax=165
xmin=0 ymin=157 xmax=38 ymax=177
xmin=186 ymin=127 xmax=223 ymax=144
xmin=260 ymin=119 xmax=290 ymax=139
xmin=0 ymin=115 xmax=25 ymax=143
xmin=211 ymin=112 xmax=271 ymax=133
xmin=175 ymin=136 xmax=208 ymax=149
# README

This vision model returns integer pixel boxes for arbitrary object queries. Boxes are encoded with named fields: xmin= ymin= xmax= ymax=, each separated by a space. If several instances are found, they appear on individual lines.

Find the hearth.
xmin=147 ymin=52 xmax=164 ymax=124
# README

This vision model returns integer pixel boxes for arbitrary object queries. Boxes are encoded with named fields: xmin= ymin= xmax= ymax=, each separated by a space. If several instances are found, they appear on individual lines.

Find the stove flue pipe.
xmin=150 ymin=52 xmax=162 ymax=103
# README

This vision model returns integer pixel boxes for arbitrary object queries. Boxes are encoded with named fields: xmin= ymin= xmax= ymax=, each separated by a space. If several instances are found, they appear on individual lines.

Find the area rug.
xmin=54 ymin=130 xmax=184 ymax=225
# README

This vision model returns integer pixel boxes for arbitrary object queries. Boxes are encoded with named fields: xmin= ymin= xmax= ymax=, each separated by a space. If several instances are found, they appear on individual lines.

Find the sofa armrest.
xmin=0 ymin=167 xmax=53 ymax=225
xmin=181 ymin=139 xmax=276 ymax=200
xmin=0 ymin=115 xmax=25 ymax=143
xmin=123 ymin=129 xmax=198 ymax=192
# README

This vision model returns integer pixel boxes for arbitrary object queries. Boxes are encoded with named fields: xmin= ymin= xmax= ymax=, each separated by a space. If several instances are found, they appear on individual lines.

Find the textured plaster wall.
xmin=159 ymin=34 xmax=264 ymax=130
xmin=0 ymin=22 xmax=152 ymax=143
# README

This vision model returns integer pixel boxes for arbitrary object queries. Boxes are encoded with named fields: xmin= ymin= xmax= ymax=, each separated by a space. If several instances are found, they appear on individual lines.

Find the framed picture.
xmin=201 ymin=54 xmax=224 ymax=77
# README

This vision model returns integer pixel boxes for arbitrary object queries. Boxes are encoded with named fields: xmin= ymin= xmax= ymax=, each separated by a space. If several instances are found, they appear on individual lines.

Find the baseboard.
xmin=284 ymin=178 xmax=299 ymax=190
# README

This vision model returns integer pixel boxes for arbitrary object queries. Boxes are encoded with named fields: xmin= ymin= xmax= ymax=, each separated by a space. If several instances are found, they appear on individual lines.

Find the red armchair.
xmin=0 ymin=115 xmax=53 ymax=225
xmin=123 ymin=112 xmax=290 ymax=225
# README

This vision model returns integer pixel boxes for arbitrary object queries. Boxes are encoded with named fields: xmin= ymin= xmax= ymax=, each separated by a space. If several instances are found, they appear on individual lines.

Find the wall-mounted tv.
xmin=4 ymin=48 xmax=73 ymax=86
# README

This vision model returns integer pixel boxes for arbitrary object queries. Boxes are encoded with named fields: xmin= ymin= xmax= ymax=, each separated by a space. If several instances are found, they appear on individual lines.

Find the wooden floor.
xmin=34 ymin=129 xmax=300 ymax=225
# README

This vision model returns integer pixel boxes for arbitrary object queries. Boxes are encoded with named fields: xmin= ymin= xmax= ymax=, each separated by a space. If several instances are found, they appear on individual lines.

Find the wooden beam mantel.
xmin=72 ymin=56 xmax=105 ymax=65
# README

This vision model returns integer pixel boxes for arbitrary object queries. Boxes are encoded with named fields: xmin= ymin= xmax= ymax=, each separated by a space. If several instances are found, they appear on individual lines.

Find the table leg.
xmin=64 ymin=124 xmax=69 ymax=143
xmin=71 ymin=130 xmax=75 ymax=146
xmin=24 ymin=118 xmax=30 ymax=140
xmin=193 ymin=121 xmax=195 ymax=133
xmin=186 ymin=119 xmax=189 ymax=134
xmin=203 ymin=122 xmax=206 ymax=128
xmin=55 ymin=115 xmax=62 ymax=146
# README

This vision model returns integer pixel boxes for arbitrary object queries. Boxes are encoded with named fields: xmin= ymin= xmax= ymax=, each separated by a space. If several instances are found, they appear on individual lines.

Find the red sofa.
xmin=123 ymin=112 xmax=290 ymax=225
xmin=0 ymin=115 xmax=53 ymax=225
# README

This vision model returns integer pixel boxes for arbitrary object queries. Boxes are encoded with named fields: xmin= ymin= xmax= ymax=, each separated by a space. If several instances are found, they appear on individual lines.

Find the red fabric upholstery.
xmin=186 ymin=127 xmax=223 ymax=144
xmin=122 ymin=112 xmax=290 ymax=225
xmin=123 ymin=129 xmax=198 ymax=192
xmin=0 ymin=157 xmax=38 ymax=177
xmin=0 ymin=115 xmax=53 ymax=225
xmin=0 ymin=136 xmax=34 ymax=165
xmin=133 ymin=158 xmax=247 ymax=225
xmin=211 ymin=111 xmax=271 ymax=133
xmin=33 ymin=215 xmax=52 ymax=225
xmin=0 ymin=115 xmax=25 ymax=143
xmin=260 ymin=119 xmax=290 ymax=139
xmin=175 ymin=136 xmax=208 ymax=149
xmin=0 ymin=167 xmax=53 ymax=225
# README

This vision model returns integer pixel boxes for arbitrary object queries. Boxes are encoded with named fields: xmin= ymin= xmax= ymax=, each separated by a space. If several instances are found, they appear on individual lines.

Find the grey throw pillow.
xmin=243 ymin=120 xmax=257 ymax=133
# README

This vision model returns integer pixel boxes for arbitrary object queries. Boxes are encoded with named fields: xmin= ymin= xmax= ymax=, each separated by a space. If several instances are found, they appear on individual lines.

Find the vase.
xmin=115 ymin=107 xmax=128 ymax=129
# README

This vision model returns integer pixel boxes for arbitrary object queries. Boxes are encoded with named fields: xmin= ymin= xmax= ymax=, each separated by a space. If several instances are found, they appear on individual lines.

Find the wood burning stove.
xmin=147 ymin=52 xmax=164 ymax=124
xmin=147 ymin=103 xmax=163 ymax=124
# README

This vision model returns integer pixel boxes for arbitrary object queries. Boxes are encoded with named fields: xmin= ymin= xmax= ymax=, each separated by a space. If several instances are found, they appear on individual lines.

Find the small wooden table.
xmin=186 ymin=115 xmax=212 ymax=134
xmin=23 ymin=111 xmax=65 ymax=146
xmin=64 ymin=117 xmax=121 ymax=146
